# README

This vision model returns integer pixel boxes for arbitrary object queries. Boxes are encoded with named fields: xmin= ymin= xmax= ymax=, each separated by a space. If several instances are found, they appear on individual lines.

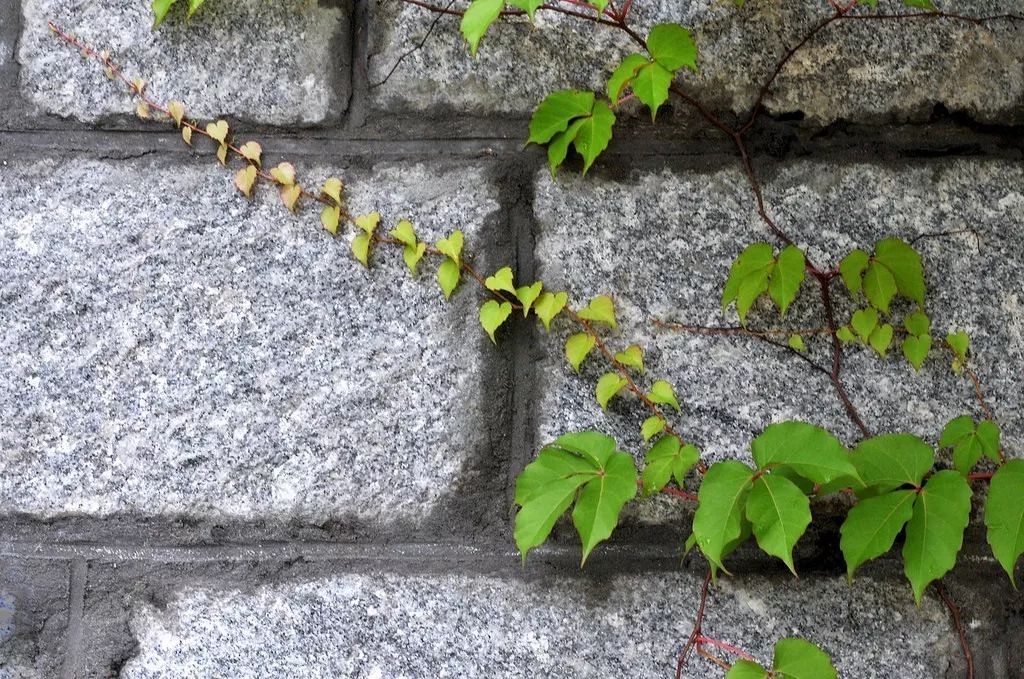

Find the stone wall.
xmin=1 ymin=1 xmax=1023 ymax=677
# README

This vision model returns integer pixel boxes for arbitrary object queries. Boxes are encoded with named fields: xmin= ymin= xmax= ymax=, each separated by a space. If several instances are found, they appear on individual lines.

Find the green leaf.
xmin=479 ymin=300 xmax=513 ymax=344
xmin=903 ymin=470 xmax=972 ymax=604
xmin=751 ymin=422 xmax=857 ymax=485
xmin=874 ymin=237 xmax=926 ymax=305
xmin=946 ymin=332 xmax=970 ymax=373
xmin=514 ymin=447 xmax=597 ymax=561
xmin=534 ymin=291 xmax=568 ymax=331
xmin=772 ymin=638 xmax=838 ymax=679
xmin=863 ymin=260 xmax=897 ymax=314
xmin=869 ymin=323 xmax=894 ymax=357
xmin=631 ymin=62 xmax=673 ymax=120
xmin=152 ymin=0 xmax=179 ymax=28
xmin=768 ymin=245 xmax=805 ymax=316
xmin=587 ymin=0 xmax=610 ymax=11
xmin=726 ymin=660 xmax=768 ymax=679
xmin=528 ymin=90 xmax=595 ymax=145
xmin=596 ymin=373 xmax=628 ymax=411
xmin=788 ymin=334 xmax=806 ymax=352
xmin=577 ymin=295 xmax=617 ymax=328
xmin=904 ymin=310 xmax=930 ymax=337
xmin=840 ymin=489 xmax=916 ymax=580
xmin=850 ymin=307 xmax=878 ymax=343
xmin=839 ymin=249 xmax=870 ymax=296
xmin=940 ymin=415 xmax=975 ymax=448
xmin=435 ymin=230 xmax=464 ymax=265
xmin=642 ymin=435 xmax=699 ymax=495
xmin=985 ymin=460 xmax=1024 ymax=585
xmin=515 ymin=282 xmax=544 ymax=316
xmin=693 ymin=460 xmax=755 ymax=573
xmin=547 ymin=118 xmax=586 ymax=178
xmin=403 ymin=242 xmax=427 ymax=275
xmin=723 ymin=243 xmax=774 ymax=310
xmin=460 ymin=0 xmax=504 ymax=56
xmin=351 ymin=233 xmax=371 ymax=268
xmin=607 ymin=54 xmax=648 ymax=103
xmin=507 ymin=0 xmax=544 ymax=19
xmin=187 ymin=0 xmax=205 ymax=15
xmin=437 ymin=258 xmax=461 ymax=300
xmin=485 ymin=266 xmax=516 ymax=295
xmin=852 ymin=433 xmax=934 ymax=492
xmin=902 ymin=334 xmax=931 ymax=371
xmin=836 ymin=326 xmax=856 ymax=343
xmin=903 ymin=0 xmax=936 ymax=10
xmin=746 ymin=474 xmax=811 ymax=574
xmin=572 ymin=449 xmax=637 ymax=564
xmin=647 ymin=379 xmax=680 ymax=412
xmin=614 ymin=345 xmax=644 ymax=373
xmin=565 ymin=333 xmax=596 ymax=373
xmin=573 ymin=100 xmax=616 ymax=175
xmin=547 ymin=431 xmax=617 ymax=467
xmin=389 ymin=219 xmax=417 ymax=248
xmin=977 ymin=420 xmax=1001 ymax=461
xmin=641 ymin=416 xmax=666 ymax=443
xmin=647 ymin=23 xmax=698 ymax=72
xmin=941 ymin=416 xmax=1001 ymax=474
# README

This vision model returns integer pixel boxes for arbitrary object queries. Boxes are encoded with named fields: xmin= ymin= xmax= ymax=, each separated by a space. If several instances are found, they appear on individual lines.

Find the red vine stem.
xmin=935 ymin=581 xmax=975 ymax=679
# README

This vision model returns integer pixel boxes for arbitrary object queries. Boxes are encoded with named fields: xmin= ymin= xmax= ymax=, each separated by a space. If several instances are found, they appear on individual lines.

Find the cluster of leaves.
xmin=151 ymin=0 xmax=206 ymax=28
xmin=722 ymin=243 xmax=805 ymax=324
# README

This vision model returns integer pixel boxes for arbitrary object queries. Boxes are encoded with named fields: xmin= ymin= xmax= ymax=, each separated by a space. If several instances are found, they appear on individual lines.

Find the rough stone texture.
xmin=533 ymin=160 xmax=1024 ymax=479
xmin=0 ymin=560 xmax=67 ymax=679
xmin=0 ymin=156 xmax=500 ymax=522
xmin=119 ymin=570 xmax=952 ymax=678
xmin=19 ymin=0 xmax=348 ymax=125
xmin=369 ymin=0 xmax=1024 ymax=123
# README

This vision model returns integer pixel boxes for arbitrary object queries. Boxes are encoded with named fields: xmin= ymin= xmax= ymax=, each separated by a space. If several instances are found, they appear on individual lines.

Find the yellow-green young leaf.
xmin=437 ymin=258 xmax=461 ymax=300
xmin=587 ymin=0 xmax=610 ymax=11
xmin=351 ymin=233 xmax=371 ymax=268
xmin=167 ymin=100 xmax=185 ymax=127
xmin=722 ymin=243 xmax=774 ymax=322
xmin=546 ymin=118 xmax=586 ymax=178
xmin=788 ymin=334 xmax=806 ymax=352
xmin=836 ymin=325 xmax=856 ymax=343
xmin=485 ymin=266 xmax=516 ymax=295
xmin=534 ymin=291 xmax=568 ymax=331
xmin=863 ymin=260 xmax=897 ymax=314
xmin=206 ymin=119 xmax=228 ymax=144
xmin=565 ymin=333 xmax=596 ymax=373
xmin=577 ymin=294 xmax=616 ymax=328
xmin=515 ymin=282 xmax=543 ymax=316
xmin=751 ymin=421 xmax=857 ymax=485
xmin=280 ymin=184 xmax=301 ymax=212
xmin=506 ymin=0 xmax=544 ymax=19
xmin=903 ymin=470 xmax=972 ymax=604
xmin=181 ymin=126 xmax=192 ymax=146
xmin=839 ymin=248 xmax=870 ymax=296
xmin=573 ymin=100 xmax=616 ymax=175
xmin=641 ymin=435 xmax=699 ymax=495
xmin=903 ymin=0 xmax=936 ymax=9
xmin=726 ymin=660 xmax=768 ymax=679
xmin=152 ymin=0 xmax=180 ymax=28
xmin=572 ymin=449 xmax=637 ymax=564
xmin=985 ymin=460 xmax=1024 ymax=585
xmin=233 ymin=165 xmax=257 ymax=198
xmin=460 ymin=0 xmax=503 ymax=56
xmin=528 ymin=89 xmax=595 ymax=145
xmin=840 ymin=489 xmax=916 ymax=580
xmin=631 ymin=61 xmax=673 ymax=120
xmin=850 ymin=307 xmax=878 ymax=343
xmin=647 ymin=23 xmax=698 ymax=72
xmin=745 ymin=473 xmax=811 ymax=574
xmin=187 ymin=0 xmax=206 ymax=16
xmin=772 ymin=638 xmax=838 ymax=679
xmin=238 ymin=141 xmax=261 ymax=167
xmin=216 ymin=143 xmax=228 ymax=166
xmin=354 ymin=212 xmax=380 ymax=235
xmin=270 ymin=162 xmax=296 ymax=186
xmin=869 ymin=323 xmax=894 ymax=357
xmin=320 ymin=206 xmax=340 ymax=236
xmin=904 ymin=310 xmax=930 ymax=336
xmin=595 ymin=372 xmax=628 ymax=411
xmin=435 ymin=231 xmax=465 ymax=265
xmin=852 ymin=433 xmax=934 ymax=493
xmin=640 ymin=416 xmax=666 ymax=443
xmin=902 ymin=334 xmax=931 ymax=371
xmin=607 ymin=53 xmax=648 ymax=102
xmin=614 ymin=345 xmax=644 ymax=373
xmin=647 ymin=379 xmax=680 ymax=412
xmin=946 ymin=331 xmax=970 ymax=362
xmin=874 ymin=237 xmax=925 ymax=306
xmin=322 ymin=177 xmax=344 ymax=206
xmin=403 ymin=242 xmax=427 ymax=275
xmin=768 ymin=245 xmax=805 ymax=316
xmin=693 ymin=460 xmax=755 ymax=573
xmin=479 ymin=300 xmax=513 ymax=344
xmin=389 ymin=219 xmax=417 ymax=248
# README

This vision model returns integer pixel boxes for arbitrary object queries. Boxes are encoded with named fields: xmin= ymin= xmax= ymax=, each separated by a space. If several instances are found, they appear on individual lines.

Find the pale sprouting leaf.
xmin=233 ymin=165 xmax=257 ymax=198
xmin=152 ymin=0 xmax=180 ymax=28
xmin=869 ymin=323 xmax=894 ymax=357
xmin=595 ymin=372 xmax=628 ymax=411
xmin=840 ymin=489 xmax=916 ymax=580
xmin=902 ymin=334 xmax=932 ymax=371
xmin=435 ymin=230 xmax=465 ymax=265
xmin=641 ymin=416 xmax=666 ymax=443
xmin=320 ymin=205 xmax=340 ymax=236
xmin=507 ymin=0 xmax=545 ymax=19
xmin=788 ymin=334 xmax=806 ymax=352
xmin=270 ymin=162 xmax=296 ymax=186
xmin=516 ymin=282 xmax=544 ymax=316
xmin=389 ymin=219 xmax=417 ymax=248
xmin=238 ymin=141 xmax=262 ymax=167
xmin=903 ymin=470 xmax=972 ymax=604
xmin=354 ymin=212 xmax=379 ymax=235
xmin=565 ymin=333 xmax=596 ymax=373
xmin=206 ymin=119 xmax=228 ymax=144
xmin=403 ymin=242 xmax=427 ymax=275
xmin=479 ymin=300 xmax=513 ymax=344
xmin=985 ymin=460 xmax=1024 ymax=585
xmin=167 ymin=100 xmax=185 ymax=127
xmin=746 ymin=473 xmax=811 ymax=574
xmin=351 ymin=233 xmax=371 ymax=268
xmin=280 ymin=184 xmax=302 ymax=212
xmin=322 ymin=178 xmax=344 ymax=207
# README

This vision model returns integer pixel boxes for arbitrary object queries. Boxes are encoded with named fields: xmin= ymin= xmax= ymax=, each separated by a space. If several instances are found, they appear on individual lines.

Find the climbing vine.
xmin=53 ymin=0 xmax=1024 ymax=676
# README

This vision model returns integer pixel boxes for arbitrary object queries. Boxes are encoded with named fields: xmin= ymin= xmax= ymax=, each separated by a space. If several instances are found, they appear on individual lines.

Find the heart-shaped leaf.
xmin=479 ymin=300 xmax=513 ymax=344
xmin=206 ymin=119 xmax=228 ymax=144
xmin=534 ymin=292 xmax=568 ymax=331
xmin=485 ymin=266 xmax=516 ymax=295
xmin=389 ymin=220 xmax=417 ymax=248
xmin=238 ymin=141 xmax=262 ymax=167
xmin=233 ymin=165 xmax=257 ymax=198
xmin=436 ymin=231 xmax=465 ymax=265
xmin=270 ymin=162 xmax=296 ymax=186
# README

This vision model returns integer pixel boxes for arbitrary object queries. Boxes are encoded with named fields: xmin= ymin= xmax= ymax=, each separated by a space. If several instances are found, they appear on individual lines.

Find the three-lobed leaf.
xmin=529 ymin=90 xmax=595 ymax=145
xmin=940 ymin=415 xmax=1001 ymax=474
xmin=641 ymin=435 xmax=699 ymax=495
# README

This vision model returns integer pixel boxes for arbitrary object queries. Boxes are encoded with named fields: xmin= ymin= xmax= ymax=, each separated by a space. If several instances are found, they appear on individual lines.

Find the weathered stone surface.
xmin=0 ymin=156 xmax=500 ymax=522
xmin=369 ymin=0 xmax=1024 ymax=123
xmin=19 ymin=0 xmax=348 ymax=125
xmin=119 ymin=570 xmax=952 ymax=678
xmin=0 ymin=560 xmax=67 ymax=679
xmin=533 ymin=160 xmax=1024 ymax=480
